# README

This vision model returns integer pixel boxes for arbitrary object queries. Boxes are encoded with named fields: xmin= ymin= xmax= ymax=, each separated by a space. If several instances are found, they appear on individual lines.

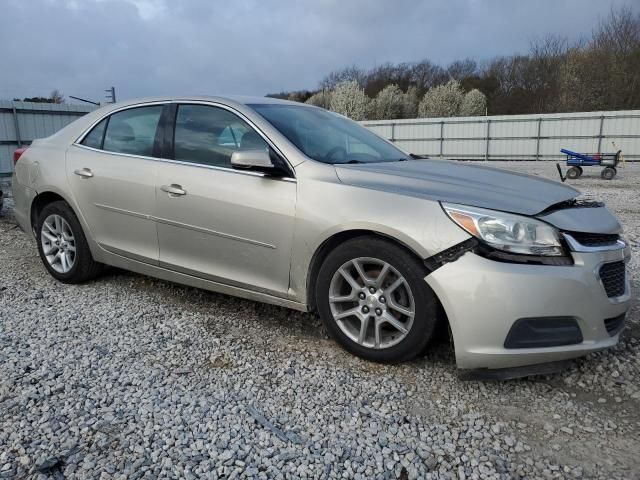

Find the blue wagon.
xmin=561 ymin=148 xmax=621 ymax=180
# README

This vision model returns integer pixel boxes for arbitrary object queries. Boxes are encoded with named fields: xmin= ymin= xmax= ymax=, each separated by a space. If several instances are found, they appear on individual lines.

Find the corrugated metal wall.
xmin=362 ymin=110 xmax=640 ymax=161
xmin=0 ymin=101 xmax=95 ymax=175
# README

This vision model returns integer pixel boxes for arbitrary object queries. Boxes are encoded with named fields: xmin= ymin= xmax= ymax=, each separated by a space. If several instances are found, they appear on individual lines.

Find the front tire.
xmin=315 ymin=237 xmax=440 ymax=363
xmin=36 ymin=201 xmax=102 ymax=283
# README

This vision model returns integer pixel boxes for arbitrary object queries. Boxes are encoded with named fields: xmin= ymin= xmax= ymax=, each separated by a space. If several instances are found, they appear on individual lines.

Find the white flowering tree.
xmin=402 ymin=86 xmax=420 ymax=118
xmin=418 ymin=80 xmax=464 ymax=118
xmin=329 ymin=81 xmax=370 ymax=120
xmin=372 ymin=84 xmax=404 ymax=120
xmin=460 ymin=89 xmax=487 ymax=116
xmin=305 ymin=90 xmax=332 ymax=109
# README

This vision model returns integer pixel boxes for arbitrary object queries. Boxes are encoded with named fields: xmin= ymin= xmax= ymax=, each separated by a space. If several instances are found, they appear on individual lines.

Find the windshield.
xmin=248 ymin=104 xmax=409 ymax=164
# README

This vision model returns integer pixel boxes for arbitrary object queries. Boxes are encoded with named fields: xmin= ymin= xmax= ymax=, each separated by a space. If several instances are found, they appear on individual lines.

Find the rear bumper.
xmin=11 ymin=173 xmax=36 ymax=235
xmin=426 ymin=247 xmax=631 ymax=370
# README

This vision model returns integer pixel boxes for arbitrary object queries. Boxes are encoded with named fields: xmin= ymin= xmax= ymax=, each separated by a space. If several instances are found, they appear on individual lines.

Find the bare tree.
xmin=319 ymin=66 xmax=367 ymax=91
xmin=410 ymin=60 xmax=448 ymax=92
xmin=447 ymin=59 xmax=477 ymax=80
xmin=49 ymin=89 xmax=64 ymax=104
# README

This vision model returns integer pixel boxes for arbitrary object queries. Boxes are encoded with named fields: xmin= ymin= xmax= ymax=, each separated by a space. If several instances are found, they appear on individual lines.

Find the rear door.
xmin=154 ymin=103 xmax=297 ymax=297
xmin=67 ymin=104 xmax=165 ymax=264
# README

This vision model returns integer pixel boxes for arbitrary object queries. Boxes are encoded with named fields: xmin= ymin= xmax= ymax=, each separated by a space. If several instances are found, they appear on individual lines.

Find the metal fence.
xmin=0 ymin=100 xmax=96 ymax=175
xmin=362 ymin=110 xmax=640 ymax=162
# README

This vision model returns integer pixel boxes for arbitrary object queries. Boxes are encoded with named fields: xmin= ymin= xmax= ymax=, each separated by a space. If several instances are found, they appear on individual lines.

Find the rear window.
xmin=102 ymin=106 xmax=163 ymax=157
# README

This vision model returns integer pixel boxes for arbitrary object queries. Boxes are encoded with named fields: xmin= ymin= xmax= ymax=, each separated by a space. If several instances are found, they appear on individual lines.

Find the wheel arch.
xmin=30 ymin=190 xmax=71 ymax=231
xmin=305 ymin=228 xmax=428 ymax=312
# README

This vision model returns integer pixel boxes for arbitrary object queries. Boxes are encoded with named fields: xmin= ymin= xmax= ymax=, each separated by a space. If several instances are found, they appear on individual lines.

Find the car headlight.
xmin=442 ymin=203 xmax=565 ymax=257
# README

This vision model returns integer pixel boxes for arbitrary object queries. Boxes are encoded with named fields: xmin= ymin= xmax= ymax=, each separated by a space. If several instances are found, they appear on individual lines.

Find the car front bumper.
xmin=426 ymin=244 xmax=631 ymax=370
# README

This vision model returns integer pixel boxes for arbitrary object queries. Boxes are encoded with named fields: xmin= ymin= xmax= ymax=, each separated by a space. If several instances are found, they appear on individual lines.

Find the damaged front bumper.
xmin=425 ymin=236 xmax=631 ymax=371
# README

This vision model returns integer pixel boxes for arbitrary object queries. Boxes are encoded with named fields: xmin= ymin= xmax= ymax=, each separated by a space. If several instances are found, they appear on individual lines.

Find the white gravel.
xmin=0 ymin=162 xmax=638 ymax=479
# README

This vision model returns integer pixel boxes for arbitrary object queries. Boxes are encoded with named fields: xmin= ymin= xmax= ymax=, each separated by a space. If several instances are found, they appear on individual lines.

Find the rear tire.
xmin=36 ymin=201 xmax=102 ymax=283
xmin=315 ymin=236 xmax=440 ymax=363
xmin=566 ymin=166 xmax=582 ymax=179
xmin=601 ymin=167 xmax=616 ymax=180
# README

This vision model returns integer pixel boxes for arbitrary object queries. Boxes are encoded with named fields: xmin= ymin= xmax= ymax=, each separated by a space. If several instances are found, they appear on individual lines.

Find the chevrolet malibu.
xmin=11 ymin=96 xmax=631 ymax=374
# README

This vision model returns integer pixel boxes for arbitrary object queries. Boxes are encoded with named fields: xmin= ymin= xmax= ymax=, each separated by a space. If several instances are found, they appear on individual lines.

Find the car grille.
xmin=568 ymin=232 xmax=620 ymax=247
xmin=604 ymin=314 xmax=625 ymax=336
xmin=599 ymin=261 xmax=626 ymax=298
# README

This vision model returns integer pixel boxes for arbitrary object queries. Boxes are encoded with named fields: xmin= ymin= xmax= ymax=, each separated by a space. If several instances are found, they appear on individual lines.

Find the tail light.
xmin=13 ymin=147 xmax=27 ymax=166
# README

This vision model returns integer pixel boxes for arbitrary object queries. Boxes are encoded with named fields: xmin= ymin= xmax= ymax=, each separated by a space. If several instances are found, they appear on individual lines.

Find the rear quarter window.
xmin=81 ymin=118 xmax=107 ymax=149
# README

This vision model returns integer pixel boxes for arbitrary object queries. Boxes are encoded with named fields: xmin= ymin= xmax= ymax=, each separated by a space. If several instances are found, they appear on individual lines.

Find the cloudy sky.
xmin=1 ymin=0 xmax=637 ymax=103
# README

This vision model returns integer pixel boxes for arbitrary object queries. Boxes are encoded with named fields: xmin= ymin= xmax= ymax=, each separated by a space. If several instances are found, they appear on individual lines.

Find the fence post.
xmin=11 ymin=103 xmax=22 ymax=148
xmin=535 ymin=118 xmax=542 ymax=160
xmin=597 ymin=115 xmax=605 ymax=154
xmin=390 ymin=122 xmax=395 ymax=143
xmin=439 ymin=121 xmax=444 ymax=158
xmin=485 ymin=119 xmax=491 ymax=161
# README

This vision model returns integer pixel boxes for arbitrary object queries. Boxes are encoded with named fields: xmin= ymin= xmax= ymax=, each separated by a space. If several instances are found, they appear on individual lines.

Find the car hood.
xmin=334 ymin=159 xmax=580 ymax=216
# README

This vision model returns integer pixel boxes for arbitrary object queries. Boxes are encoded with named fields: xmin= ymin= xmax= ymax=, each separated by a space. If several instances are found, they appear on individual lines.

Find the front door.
xmin=66 ymin=104 xmax=164 ymax=264
xmin=155 ymin=104 xmax=296 ymax=297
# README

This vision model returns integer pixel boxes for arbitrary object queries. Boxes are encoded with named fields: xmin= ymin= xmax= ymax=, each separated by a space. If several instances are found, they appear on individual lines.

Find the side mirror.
xmin=231 ymin=149 xmax=274 ymax=172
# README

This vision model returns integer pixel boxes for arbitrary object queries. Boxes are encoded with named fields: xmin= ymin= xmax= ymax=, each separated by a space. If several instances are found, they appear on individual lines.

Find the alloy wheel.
xmin=328 ymin=257 xmax=415 ymax=349
xmin=40 ymin=214 xmax=76 ymax=274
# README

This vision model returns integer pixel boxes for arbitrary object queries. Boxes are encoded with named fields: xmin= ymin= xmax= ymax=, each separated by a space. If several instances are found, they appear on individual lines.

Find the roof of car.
xmin=106 ymin=95 xmax=304 ymax=109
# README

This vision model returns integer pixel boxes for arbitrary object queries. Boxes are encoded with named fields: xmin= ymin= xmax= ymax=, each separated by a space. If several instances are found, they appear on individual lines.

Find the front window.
xmin=173 ymin=104 xmax=268 ymax=168
xmin=249 ymin=104 xmax=409 ymax=164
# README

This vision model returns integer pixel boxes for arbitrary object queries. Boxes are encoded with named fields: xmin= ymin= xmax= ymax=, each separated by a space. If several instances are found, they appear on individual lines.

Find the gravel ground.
xmin=0 ymin=162 xmax=638 ymax=479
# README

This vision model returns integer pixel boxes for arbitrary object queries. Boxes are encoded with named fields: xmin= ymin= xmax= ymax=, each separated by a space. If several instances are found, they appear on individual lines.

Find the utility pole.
xmin=105 ymin=86 xmax=116 ymax=104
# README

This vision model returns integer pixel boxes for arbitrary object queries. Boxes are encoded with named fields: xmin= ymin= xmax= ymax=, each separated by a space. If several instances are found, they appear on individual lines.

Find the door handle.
xmin=74 ymin=168 xmax=93 ymax=178
xmin=161 ymin=184 xmax=187 ymax=196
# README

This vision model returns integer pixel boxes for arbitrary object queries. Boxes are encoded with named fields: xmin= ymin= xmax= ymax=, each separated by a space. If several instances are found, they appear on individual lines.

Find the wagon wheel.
xmin=601 ymin=167 xmax=616 ymax=180
xmin=566 ymin=166 xmax=582 ymax=179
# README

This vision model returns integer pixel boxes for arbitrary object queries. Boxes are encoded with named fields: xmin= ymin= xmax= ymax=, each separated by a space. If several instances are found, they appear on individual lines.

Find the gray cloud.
xmin=0 ymin=0 xmax=636 ymax=102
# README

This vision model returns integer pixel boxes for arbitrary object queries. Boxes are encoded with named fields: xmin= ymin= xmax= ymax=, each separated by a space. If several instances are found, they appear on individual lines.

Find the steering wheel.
xmin=323 ymin=146 xmax=347 ymax=162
